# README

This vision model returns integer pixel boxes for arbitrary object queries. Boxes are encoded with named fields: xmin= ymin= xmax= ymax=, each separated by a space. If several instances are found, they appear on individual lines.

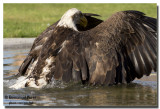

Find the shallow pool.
xmin=3 ymin=48 xmax=157 ymax=107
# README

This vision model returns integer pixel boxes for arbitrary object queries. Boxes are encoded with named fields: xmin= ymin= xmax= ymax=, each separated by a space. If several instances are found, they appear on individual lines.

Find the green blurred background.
xmin=3 ymin=3 xmax=157 ymax=38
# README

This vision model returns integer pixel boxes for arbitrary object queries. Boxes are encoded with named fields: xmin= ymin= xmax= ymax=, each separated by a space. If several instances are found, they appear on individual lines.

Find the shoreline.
xmin=3 ymin=38 xmax=35 ymax=50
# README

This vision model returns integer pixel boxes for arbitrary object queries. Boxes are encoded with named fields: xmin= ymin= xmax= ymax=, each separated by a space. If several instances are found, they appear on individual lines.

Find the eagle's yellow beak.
xmin=80 ymin=16 xmax=88 ymax=27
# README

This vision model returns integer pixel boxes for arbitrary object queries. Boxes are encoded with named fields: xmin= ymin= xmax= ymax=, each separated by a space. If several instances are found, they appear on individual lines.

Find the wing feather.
xmin=86 ymin=10 xmax=157 ymax=84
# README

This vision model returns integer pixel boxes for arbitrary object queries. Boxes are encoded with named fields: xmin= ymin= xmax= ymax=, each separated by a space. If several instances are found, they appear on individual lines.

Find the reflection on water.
xmin=3 ymin=48 xmax=157 ymax=106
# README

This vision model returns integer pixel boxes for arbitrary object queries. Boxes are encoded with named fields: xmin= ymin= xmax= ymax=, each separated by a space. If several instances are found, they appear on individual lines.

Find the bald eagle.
xmin=11 ymin=8 xmax=157 ymax=89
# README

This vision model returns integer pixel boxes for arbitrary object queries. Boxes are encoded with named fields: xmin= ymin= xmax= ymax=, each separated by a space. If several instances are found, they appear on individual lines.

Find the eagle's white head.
xmin=57 ymin=8 xmax=88 ymax=31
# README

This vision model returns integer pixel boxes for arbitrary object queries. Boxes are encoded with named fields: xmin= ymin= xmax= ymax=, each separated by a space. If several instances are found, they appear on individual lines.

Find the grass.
xmin=3 ymin=3 xmax=157 ymax=38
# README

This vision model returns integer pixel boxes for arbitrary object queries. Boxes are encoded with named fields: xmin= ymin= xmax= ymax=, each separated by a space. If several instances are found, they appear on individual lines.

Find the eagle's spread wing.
xmin=54 ymin=10 xmax=157 ymax=85
xmin=18 ymin=21 xmax=59 ymax=75
xmin=18 ymin=14 xmax=103 ymax=76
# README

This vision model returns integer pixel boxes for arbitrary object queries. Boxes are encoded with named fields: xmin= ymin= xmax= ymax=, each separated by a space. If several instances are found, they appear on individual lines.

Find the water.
xmin=3 ymin=48 xmax=157 ymax=106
